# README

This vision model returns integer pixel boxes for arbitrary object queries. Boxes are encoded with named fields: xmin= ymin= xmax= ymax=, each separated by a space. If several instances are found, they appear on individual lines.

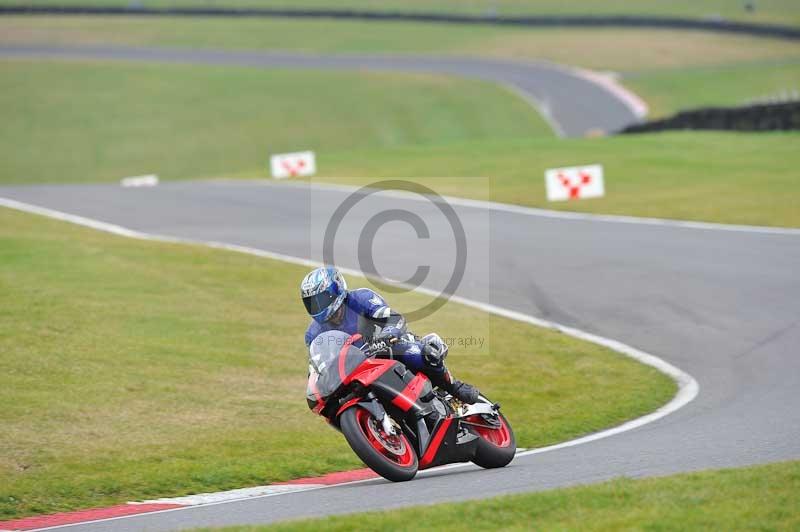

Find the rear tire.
xmin=340 ymin=407 xmax=418 ymax=482
xmin=470 ymin=411 xmax=516 ymax=469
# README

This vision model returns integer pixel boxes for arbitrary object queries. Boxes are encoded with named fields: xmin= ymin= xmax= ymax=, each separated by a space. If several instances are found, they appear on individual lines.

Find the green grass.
xmin=0 ymin=59 xmax=550 ymax=184
xmin=2 ymin=16 xmax=798 ymax=73
xmin=2 ymin=15 xmax=798 ymax=118
xmin=308 ymin=131 xmax=800 ymax=228
xmin=218 ymin=461 xmax=800 ymax=531
xmin=627 ymin=60 xmax=800 ymax=117
xmin=0 ymin=207 xmax=675 ymax=519
xmin=1 ymin=0 xmax=798 ymax=26
xmin=2 ymin=58 xmax=798 ymax=227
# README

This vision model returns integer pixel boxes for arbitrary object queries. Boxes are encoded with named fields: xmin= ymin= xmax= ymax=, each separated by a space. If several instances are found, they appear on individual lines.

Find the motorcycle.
xmin=306 ymin=329 xmax=516 ymax=482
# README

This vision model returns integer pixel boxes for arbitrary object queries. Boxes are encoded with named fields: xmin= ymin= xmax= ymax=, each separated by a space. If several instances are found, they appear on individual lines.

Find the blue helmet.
xmin=300 ymin=267 xmax=348 ymax=323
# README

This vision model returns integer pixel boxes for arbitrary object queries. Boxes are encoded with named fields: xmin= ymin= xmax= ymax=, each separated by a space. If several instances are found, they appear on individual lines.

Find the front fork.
xmin=338 ymin=392 xmax=398 ymax=435
xmin=338 ymin=391 xmax=438 ymax=457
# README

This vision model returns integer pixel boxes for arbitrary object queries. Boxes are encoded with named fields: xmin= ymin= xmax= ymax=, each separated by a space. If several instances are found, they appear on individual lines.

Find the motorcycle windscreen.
xmin=306 ymin=330 xmax=368 ymax=403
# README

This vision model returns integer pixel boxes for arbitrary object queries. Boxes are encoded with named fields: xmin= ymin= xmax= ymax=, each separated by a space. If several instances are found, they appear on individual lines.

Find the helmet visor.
xmin=302 ymin=290 xmax=337 ymax=316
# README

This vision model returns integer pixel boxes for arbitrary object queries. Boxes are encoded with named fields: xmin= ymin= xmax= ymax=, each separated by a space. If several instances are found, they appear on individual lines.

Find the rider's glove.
xmin=364 ymin=326 xmax=407 ymax=358
xmin=375 ymin=325 xmax=404 ymax=343
xmin=363 ymin=339 xmax=392 ymax=358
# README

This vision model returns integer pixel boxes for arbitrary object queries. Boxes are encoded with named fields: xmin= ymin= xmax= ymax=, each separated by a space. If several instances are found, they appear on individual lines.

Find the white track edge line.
xmin=499 ymin=82 xmax=566 ymax=138
xmin=136 ymin=484 xmax=325 ymax=505
xmin=218 ymin=179 xmax=800 ymax=236
xmin=0 ymin=196 xmax=699 ymax=530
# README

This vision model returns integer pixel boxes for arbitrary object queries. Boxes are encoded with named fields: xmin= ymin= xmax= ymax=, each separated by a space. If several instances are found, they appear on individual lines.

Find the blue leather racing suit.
xmin=304 ymin=288 xmax=444 ymax=378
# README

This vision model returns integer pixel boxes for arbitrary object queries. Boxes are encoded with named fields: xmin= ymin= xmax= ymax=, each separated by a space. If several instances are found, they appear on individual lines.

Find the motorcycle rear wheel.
xmin=340 ymin=407 xmax=418 ymax=482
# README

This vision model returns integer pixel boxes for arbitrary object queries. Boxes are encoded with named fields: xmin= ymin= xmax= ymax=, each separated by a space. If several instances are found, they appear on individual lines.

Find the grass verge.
xmin=307 ymin=131 xmax=800 ymax=228
xmin=0 ymin=207 xmax=675 ymax=519
xmin=2 ymin=58 xmax=798 ymax=227
xmin=2 ymin=17 xmax=799 ymax=125
xmin=0 ymin=56 xmax=800 ymax=227
xmin=2 ymin=16 xmax=798 ymax=73
xmin=217 ymin=460 xmax=800 ymax=531
xmin=0 ymin=0 xmax=798 ymax=26
xmin=626 ymin=60 xmax=800 ymax=117
xmin=0 ymin=59 xmax=550 ymax=184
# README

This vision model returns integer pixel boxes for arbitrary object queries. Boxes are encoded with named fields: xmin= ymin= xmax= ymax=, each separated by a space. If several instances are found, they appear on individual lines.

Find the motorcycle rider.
xmin=301 ymin=266 xmax=480 ymax=404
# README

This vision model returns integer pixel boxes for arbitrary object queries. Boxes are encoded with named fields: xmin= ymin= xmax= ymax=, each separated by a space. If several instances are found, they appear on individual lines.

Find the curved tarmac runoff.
xmin=1 ymin=181 xmax=799 ymax=531
xmin=0 ymin=44 xmax=644 ymax=137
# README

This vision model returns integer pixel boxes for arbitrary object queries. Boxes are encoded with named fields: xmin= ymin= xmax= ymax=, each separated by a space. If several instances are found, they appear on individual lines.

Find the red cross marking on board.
xmin=557 ymin=171 xmax=593 ymax=199
xmin=281 ymin=159 xmax=306 ymax=177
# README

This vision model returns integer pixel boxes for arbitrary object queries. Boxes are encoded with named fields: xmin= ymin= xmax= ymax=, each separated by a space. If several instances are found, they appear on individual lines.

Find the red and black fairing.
xmin=347 ymin=362 xmax=479 ymax=467
xmin=307 ymin=331 xmax=480 ymax=470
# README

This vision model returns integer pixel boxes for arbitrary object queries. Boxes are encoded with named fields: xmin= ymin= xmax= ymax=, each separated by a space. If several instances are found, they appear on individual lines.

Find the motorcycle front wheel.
xmin=340 ymin=407 xmax=418 ymax=482
xmin=468 ymin=409 xmax=516 ymax=469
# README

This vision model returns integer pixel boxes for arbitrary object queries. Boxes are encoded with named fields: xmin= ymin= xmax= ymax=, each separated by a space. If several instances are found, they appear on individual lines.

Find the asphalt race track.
xmin=1 ymin=180 xmax=798 ymax=531
xmin=0 ymin=44 xmax=643 ymax=137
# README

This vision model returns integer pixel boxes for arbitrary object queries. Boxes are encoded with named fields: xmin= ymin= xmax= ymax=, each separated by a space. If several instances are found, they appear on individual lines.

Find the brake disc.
xmin=367 ymin=418 xmax=406 ymax=456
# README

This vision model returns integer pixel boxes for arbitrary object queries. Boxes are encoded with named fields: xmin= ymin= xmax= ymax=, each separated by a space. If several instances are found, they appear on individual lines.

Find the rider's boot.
xmin=430 ymin=369 xmax=480 ymax=404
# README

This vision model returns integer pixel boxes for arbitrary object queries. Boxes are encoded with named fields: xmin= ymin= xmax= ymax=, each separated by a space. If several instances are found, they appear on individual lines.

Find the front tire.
xmin=340 ymin=407 xmax=418 ymax=482
xmin=469 ymin=410 xmax=516 ymax=469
